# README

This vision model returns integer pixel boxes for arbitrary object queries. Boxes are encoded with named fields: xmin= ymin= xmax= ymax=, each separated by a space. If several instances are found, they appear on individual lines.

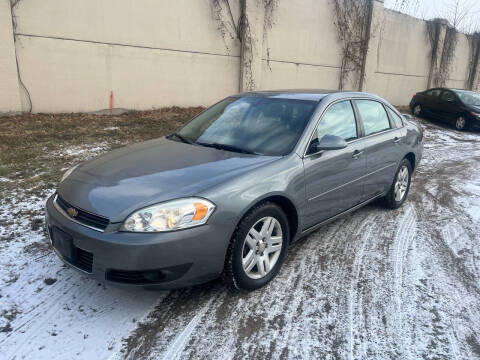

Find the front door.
xmin=438 ymin=90 xmax=460 ymax=124
xmin=302 ymin=100 xmax=367 ymax=229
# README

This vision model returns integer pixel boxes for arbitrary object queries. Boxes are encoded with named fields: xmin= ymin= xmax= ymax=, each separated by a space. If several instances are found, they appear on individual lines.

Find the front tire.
xmin=384 ymin=159 xmax=412 ymax=209
xmin=223 ymin=202 xmax=289 ymax=291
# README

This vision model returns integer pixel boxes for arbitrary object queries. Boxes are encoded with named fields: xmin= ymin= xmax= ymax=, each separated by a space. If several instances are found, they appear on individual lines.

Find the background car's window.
xmin=426 ymin=89 xmax=442 ymax=97
xmin=177 ymin=97 xmax=317 ymax=156
xmin=441 ymin=91 xmax=456 ymax=102
xmin=386 ymin=107 xmax=403 ymax=128
xmin=314 ymin=101 xmax=357 ymax=143
xmin=355 ymin=100 xmax=391 ymax=136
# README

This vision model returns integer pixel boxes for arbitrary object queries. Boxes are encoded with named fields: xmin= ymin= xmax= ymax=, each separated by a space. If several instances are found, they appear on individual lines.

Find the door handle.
xmin=352 ymin=150 xmax=363 ymax=159
xmin=393 ymin=137 xmax=401 ymax=144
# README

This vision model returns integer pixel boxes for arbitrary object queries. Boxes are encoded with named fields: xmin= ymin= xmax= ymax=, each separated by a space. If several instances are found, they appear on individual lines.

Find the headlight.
xmin=122 ymin=198 xmax=215 ymax=232
xmin=60 ymin=164 xmax=79 ymax=183
xmin=471 ymin=111 xmax=480 ymax=118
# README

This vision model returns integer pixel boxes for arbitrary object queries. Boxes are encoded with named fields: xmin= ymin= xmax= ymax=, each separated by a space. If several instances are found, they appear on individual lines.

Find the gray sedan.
xmin=45 ymin=90 xmax=423 ymax=291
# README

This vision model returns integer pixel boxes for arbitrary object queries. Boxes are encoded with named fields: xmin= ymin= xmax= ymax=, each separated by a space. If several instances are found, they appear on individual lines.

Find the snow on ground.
xmin=1 ymin=118 xmax=480 ymax=359
xmin=51 ymin=143 xmax=109 ymax=158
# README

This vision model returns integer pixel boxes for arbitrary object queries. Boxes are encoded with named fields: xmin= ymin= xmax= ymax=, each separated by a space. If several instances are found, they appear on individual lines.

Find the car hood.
xmin=58 ymin=138 xmax=279 ymax=222
xmin=469 ymin=105 xmax=480 ymax=113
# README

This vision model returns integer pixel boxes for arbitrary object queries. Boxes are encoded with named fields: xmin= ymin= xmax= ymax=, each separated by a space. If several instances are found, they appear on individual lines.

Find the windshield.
xmin=454 ymin=90 xmax=480 ymax=106
xmin=176 ymin=97 xmax=318 ymax=156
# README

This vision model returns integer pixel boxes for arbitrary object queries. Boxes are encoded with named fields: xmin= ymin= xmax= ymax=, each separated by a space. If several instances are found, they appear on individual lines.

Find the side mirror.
xmin=402 ymin=113 xmax=414 ymax=120
xmin=309 ymin=134 xmax=347 ymax=154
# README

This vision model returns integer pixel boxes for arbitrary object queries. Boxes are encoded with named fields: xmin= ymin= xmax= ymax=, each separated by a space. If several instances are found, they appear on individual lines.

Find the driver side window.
xmin=314 ymin=100 xmax=358 ymax=144
xmin=441 ymin=91 xmax=456 ymax=102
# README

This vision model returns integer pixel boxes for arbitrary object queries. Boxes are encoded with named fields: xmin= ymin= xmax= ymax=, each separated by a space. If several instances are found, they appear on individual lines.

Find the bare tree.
xmin=388 ymin=0 xmax=480 ymax=34
xmin=439 ymin=0 xmax=477 ymax=31
xmin=391 ymin=0 xmax=421 ymax=12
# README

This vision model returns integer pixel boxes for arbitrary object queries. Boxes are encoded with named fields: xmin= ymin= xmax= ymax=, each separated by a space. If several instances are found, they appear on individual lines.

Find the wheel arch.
xmin=411 ymin=102 xmax=422 ymax=112
xmin=236 ymin=193 xmax=300 ymax=241
xmin=404 ymin=152 xmax=416 ymax=171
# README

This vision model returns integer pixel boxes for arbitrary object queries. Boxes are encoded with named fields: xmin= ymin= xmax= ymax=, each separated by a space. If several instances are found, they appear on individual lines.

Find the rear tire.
xmin=455 ymin=115 xmax=468 ymax=131
xmin=412 ymin=104 xmax=422 ymax=117
xmin=384 ymin=159 xmax=412 ymax=209
xmin=223 ymin=202 xmax=289 ymax=292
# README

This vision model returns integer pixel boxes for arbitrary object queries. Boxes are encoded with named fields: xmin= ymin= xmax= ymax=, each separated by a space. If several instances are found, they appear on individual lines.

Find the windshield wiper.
xmin=195 ymin=142 xmax=258 ymax=155
xmin=168 ymin=133 xmax=194 ymax=144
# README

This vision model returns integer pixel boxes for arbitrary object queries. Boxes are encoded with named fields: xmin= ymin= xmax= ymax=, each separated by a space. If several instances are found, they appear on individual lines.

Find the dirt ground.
xmin=0 ymin=109 xmax=479 ymax=359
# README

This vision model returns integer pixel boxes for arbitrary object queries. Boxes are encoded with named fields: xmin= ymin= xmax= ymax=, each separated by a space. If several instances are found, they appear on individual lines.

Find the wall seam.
xmin=10 ymin=0 xmax=32 ymax=112
xmin=260 ymin=58 xmax=341 ymax=69
xmin=15 ymin=33 xmax=241 ymax=58
xmin=375 ymin=71 xmax=427 ymax=78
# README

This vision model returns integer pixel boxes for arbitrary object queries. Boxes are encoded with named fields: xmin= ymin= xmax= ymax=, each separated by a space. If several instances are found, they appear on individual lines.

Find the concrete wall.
xmin=261 ymin=0 xmax=343 ymax=91
xmin=10 ymin=0 xmax=241 ymax=112
xmin=446 ymin=33 xmax=470 ymax=89
xmin=0 ymin=0 xmax=478 ymax=113
xmin=364 ymin=9 xmax=432 ymax=106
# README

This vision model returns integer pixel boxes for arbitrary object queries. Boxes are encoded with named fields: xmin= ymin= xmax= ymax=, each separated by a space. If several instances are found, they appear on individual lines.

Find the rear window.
xmin=386 ymin=107 xmax=404 ymax=128
xmin=426 ymin=89 xmax=442 ymax=97
xmin=355 ymin=100 xmax=391 ymax=136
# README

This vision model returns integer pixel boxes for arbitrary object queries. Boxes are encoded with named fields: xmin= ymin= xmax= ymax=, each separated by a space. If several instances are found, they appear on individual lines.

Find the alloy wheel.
xmin=242 ymin=216 xmax=283 ymax=279
xmin=394 ymin=165 xmax=409 ymax=202
xmin=456 ymin=116 xmax=466 ymax=130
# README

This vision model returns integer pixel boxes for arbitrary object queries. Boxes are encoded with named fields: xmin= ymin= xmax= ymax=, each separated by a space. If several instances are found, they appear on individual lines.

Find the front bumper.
xmin=45 ymin=194 xmax=233 ymax=289
xmin=470 ymin=116 xmax=480 ymax=130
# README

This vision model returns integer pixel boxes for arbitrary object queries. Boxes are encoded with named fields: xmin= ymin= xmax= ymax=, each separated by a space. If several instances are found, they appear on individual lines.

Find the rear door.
xmin=302 ymin=100 xmax=367 ymax=228
xmin=353 ymin=99 xmax=405 ymax=199
xmin=423 ymin=88 xmax=443 ymax=116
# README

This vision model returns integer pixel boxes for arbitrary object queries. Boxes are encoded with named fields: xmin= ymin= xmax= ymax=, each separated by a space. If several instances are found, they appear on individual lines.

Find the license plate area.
xmin=51 ymin=226 xmax=76 ymax=262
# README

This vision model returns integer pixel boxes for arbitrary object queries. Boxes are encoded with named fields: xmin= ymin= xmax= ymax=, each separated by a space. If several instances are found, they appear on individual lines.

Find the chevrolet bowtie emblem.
xmin=67 ymin=207 xmax=78 ymax=217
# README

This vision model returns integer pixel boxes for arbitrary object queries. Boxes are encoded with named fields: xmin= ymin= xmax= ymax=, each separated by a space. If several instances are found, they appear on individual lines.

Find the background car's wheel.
xmin=455 ymin=116 xmax=468 ymax=131
xmin=412 ymin=104 xmax=422 ymax=116
xmin=223 ymin=202 xmax=289 ymax=291
xmin=384 ymin=159 xmax=412 ymax=209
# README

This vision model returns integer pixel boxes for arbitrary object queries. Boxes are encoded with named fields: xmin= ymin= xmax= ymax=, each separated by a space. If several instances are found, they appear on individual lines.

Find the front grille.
xmin=74 ymin=247 xmax=94 ymax=273
xmin=56 ymin=195 xmax=109 ymax=231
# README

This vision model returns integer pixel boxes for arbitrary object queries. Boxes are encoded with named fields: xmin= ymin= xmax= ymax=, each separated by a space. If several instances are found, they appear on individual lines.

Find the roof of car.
xmin=236 ymin=89 xmax=374 ymax=102
xmin=427 ymin=87 xmax=468 ymax=92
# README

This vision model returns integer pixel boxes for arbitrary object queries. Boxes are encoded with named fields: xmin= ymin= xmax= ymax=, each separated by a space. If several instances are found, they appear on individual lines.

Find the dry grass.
xmin=0 ymin=107 xmax=203 ymax=195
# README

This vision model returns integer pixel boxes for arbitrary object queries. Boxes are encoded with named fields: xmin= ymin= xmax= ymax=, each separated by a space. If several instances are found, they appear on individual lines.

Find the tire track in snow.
xmin=347 ymin=224 xmax=369 ymax=360
xmin=160 ymin=300 xmax=212 ymax=360
xmin=390 ymin=204 xmax=417 ymax=359
xmin=1 ymin=275 xmax=88 ymax=358
xmin=392 ymin=205 xmax=417 ymax=306
xmin=448 ymin=324 xmax=460 ymax=360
